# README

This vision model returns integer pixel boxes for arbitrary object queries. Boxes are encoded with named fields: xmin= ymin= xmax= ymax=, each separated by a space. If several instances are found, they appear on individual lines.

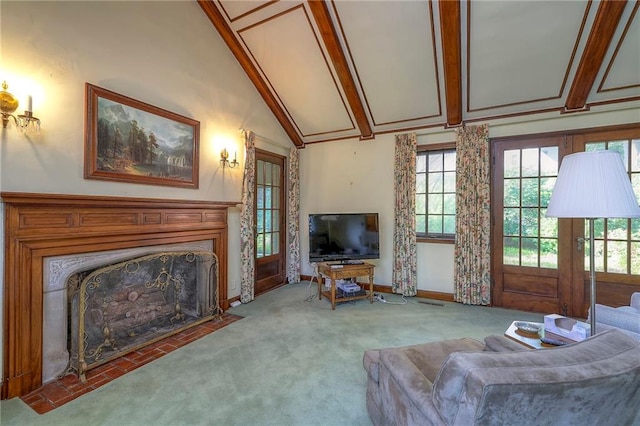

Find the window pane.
xmin=257 ymin=161 xmax=264 ymax=184
xmin=632 ymin=218 xmax=640 ymax=240
xmin=428 ymin=215 xmax=442 ymax=233
xmin=504 ymin=237 xmax=520 ymax=265
xmin=416 ymin=214 xmax=426 ymax=233
xmin=632 ymin=139 xmax=640 ymax=172
xmin=521 ymin=178 xmax=539 ymax=207
xmin=257 ymin=210 xmax=264 ymax=233
xmin=522 ymin=208 xmax=539 ymax=237
xmin=504 ymin=179 xmax=520 ymax=207
xmin=504 ymin=208 xmax=520 ymax=236
xmin=607 ymin=241 xmax=627 ymax=273
xmin=265 ymin=187 xmax=272 ymax=209
xmin=265 ymin=210 xmax=272 ymax=232
xmin=265 ymin=233 xmax=272 ymax=256
xmin=608 ymin=141 xmax=628 ymax=167
xmin=540 ymin=147 xmax=558 ymax=176
xmin=273 ymin=163 xmax=280 ymax=186
xmin=257 ymin=186 xmax=264 ymax=209
xmin=540 ymin=209 xmax=557 ymax=238
xmin=256 ymin=234 xmax=264 ymax=257
xmin=428 ymin=172 xmax=443 ymax=192
xmin=416 ymin=173 xmax=426 ymax=193
xmin=416 ymin=194 xmax=426 ymax=214
xmin=521 ymin=148 xmax=539 ymax=177
xmin=444 ymin=215 xmax=455 ymax=234
xmin=264 ymin=162 xmax=272 ymax=185
xmin=429 ymin=152 xmax=443 ymax=171
xmin=443 ymin=194 xmax=456 ymax=214
xmin=272 ymin=187 xmax=279 ymax=207
xmin=540 ymin=177 xmax=555 ymax=207
xmin=504 ymin=150 xmax=520 ymax=178
xmin=416 ymin=154 xmax=426 ymax=173
xmin=444 ymin=151 xmax=456 ymax=170
xmin=540 ymin=238 xmax=558 ymax=268
xmin=428 ymin=194 xmax=442 ymax=214
xmin=443 ymin=171 xmax=456 ymax=192
xmin=272 ymin=210 xmax=279 ymax=232
xmin=607 ymin=218 xmax=627 ymax=240
xmin=272 ymin=232 xmax=279 ymax=255
xmin=521 ymin=238 xmax=539 ymax=267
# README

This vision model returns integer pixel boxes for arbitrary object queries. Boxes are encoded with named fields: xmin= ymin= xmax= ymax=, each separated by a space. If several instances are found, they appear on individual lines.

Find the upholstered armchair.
xmin=589 ymin=292 xmax=640 ymax=340
xmin=363 ymin=330 xmax=640 ymax=425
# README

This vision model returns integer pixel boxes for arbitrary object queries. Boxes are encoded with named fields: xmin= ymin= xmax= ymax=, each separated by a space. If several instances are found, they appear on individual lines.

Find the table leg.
xmin=317 ymin=276 xmax=322 ymax=300
xmin=330 ymin=278 xmax=336 ymax=310
xmin=368 ymin=271 xmax=374 ymax=303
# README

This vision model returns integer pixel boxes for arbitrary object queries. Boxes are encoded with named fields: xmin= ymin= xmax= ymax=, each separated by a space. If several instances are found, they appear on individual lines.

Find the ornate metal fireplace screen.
xmin=68 ymin=251 xmax=219 ymax=381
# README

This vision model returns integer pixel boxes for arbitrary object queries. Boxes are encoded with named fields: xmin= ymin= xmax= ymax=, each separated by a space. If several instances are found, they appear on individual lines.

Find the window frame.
xmin=416 ymin=142 xmax=456 ymax=244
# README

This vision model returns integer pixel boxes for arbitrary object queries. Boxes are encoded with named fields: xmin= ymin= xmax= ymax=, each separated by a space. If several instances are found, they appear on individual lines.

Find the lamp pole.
xmin=587 ymin=218 xmax=596 ymax=336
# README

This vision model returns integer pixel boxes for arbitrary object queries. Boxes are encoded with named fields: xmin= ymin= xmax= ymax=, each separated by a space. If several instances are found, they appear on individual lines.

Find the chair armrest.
xmin=484 ymin=335 xmax=529 ymax=352
xmin=379 ymin=348 xmax=443 ymax=423
xmin=595 ymin=304 xmax=640 ymax=334
xmin=631 ymin=292 xmax=640 ymax=310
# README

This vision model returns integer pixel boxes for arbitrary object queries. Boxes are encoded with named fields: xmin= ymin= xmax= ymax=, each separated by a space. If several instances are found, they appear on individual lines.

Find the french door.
xmin=492 ymin=126 xmax=640 ymax=318
xmin=254 ymin=150 xmax=286 ymax=296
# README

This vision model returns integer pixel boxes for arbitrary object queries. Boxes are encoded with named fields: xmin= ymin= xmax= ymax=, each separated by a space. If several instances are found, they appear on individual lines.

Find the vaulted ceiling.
xmin=198 ymin=0 xmax=640 ymax=148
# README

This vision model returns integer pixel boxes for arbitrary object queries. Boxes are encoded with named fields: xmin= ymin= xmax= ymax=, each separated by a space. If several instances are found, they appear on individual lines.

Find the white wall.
xmin=299 ymin=103 xmax=640 ymax=293
xmin=0 ymin=0 xmax=291 ymax=385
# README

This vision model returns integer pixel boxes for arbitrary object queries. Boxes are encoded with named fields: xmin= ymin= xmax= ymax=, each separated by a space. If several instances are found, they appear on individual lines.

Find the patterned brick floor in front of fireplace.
xmin=21 ymin=313 xmax=243 ymax=414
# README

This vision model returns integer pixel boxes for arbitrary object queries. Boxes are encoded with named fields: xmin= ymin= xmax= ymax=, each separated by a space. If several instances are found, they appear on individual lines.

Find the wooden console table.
xmin=317 ymin=262 xmax=374 ymax=310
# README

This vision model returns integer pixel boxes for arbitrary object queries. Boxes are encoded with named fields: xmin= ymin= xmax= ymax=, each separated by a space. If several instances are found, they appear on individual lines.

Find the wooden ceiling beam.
xmin=197 ymin=0 xmax=304 ymax=147
xmin=565 ymin=0 xmax=627 ymax=111
xmin=438 ymin=0 xmax=462 ymax=126
xmin=308 ymin=0 xmax=374 ymax=140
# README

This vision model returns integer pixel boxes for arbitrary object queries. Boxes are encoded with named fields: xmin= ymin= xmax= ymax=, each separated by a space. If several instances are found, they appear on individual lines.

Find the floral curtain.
xmin=393 ymin=133 xmax=417 ymax=296
xmin=240 ymin=130 xmax=256 ymax=303
xmin=287 ymin=146 xmax=301 ymax=283
xmin=454 ymin=124 xmax=491 ymax=305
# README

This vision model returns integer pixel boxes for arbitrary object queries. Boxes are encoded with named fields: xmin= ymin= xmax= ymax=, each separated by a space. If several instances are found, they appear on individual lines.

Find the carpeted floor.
xmin=1 ymin=282 xmax=543 ymax=425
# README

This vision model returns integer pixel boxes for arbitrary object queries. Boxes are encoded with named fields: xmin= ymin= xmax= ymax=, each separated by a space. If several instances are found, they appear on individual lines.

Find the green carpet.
xmin=1 ymin=283 xmax=542 ymax=425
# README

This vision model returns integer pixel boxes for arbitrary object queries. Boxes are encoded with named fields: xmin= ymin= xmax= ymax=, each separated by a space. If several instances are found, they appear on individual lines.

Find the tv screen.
xmin=308 ymin=213 xmax=380 ymax=263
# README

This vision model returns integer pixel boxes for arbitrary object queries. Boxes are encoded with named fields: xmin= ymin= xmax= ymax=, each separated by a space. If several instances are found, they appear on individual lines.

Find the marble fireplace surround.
xmin=44 ymin=240 xmax=214 ymax=383
xmin=1 ymin=192 xmax=236 ymax=399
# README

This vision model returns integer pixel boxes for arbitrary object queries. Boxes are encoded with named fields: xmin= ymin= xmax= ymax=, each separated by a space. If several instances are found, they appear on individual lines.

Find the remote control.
xmin=540 ymin=337 xmax=567 ymax=346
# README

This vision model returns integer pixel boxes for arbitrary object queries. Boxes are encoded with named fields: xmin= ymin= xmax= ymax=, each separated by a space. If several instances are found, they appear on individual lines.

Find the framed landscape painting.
xmin=84 ymin=83 xmax=199 ymax=188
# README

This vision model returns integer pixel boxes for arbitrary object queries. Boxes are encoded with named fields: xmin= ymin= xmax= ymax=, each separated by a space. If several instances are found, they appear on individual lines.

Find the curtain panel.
xmin=240 ymin=130 xmax=256 ymax=303
xmin=454 ymin=124 xmax=491 ymax=305
xmin=287 ymin=146 xmax=301 ymax=284
xmin=393 ymin=133 xmax=417 ymax=296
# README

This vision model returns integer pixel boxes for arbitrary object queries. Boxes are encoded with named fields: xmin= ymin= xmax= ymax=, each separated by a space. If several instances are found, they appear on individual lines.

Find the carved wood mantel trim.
xmin=1 ymin=192 xmax=238 ymax=399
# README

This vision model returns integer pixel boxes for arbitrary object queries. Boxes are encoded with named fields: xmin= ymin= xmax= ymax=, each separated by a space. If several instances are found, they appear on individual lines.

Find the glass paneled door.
xmin=254 ymin=150 xmax=286 ymax=296
xmin=492 ymin=136 xmax=574 ymax=315
xmin=572 ymin=128 xmax=640 ymax=313
xmin=492 ymin=126 xmax=640 ymax=317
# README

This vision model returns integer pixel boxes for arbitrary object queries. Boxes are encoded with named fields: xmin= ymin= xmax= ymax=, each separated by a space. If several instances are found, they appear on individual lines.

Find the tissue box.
xmin=544 ymin=314 xmax=590 ymax=341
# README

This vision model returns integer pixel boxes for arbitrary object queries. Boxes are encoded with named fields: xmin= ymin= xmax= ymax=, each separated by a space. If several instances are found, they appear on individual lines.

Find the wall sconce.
xmin=0 ymin=81 xmax=41 ymax=133
xmin=220 ymin=148 xmax=239 ymax=169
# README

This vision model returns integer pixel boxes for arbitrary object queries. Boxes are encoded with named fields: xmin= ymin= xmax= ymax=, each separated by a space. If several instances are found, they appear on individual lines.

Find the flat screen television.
xmin=308 ymin=213 xmax=380 ymax=263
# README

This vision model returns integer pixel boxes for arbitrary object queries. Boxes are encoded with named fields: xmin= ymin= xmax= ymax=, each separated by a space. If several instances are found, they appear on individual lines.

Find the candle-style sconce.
xmin=0 ymin=81 xmax=41 ymax=133
xmin=220 ymin=148 xmax=239 ymax=169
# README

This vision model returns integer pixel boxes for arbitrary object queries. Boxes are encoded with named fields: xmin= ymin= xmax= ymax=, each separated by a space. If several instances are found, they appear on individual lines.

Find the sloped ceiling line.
xmin=238 ymin=4 xmax=357 ymax=139
xmin=565 ymin=0 xmax=627 ymax=111
xmin=308 ymin=0 xmax=374 ymax=140
xmin=198 ymin=0 xmax=305 ymax=147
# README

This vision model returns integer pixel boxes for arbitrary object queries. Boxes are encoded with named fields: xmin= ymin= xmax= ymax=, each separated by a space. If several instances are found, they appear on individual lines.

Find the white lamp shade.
xmin=547 ymin=150 xmax=640 ymax=218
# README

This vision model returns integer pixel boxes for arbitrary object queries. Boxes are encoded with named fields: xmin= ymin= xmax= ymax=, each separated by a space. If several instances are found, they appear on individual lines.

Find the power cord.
xmin=305 ymin=263 xmax=319 ymax=302
xmin=374 ymin=293 xmax=408 ymax=305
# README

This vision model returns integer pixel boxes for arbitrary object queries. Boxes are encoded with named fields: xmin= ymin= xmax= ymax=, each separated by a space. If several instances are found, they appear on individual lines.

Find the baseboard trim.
xmin=300 ymin=275 xmax=454 ymax=302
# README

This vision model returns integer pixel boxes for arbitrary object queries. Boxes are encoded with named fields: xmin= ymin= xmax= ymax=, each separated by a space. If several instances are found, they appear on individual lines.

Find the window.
xmin=416 ymin=143 xmax=456 ymax=241
xmin=585 ymin=139 xmax=640 ymax=275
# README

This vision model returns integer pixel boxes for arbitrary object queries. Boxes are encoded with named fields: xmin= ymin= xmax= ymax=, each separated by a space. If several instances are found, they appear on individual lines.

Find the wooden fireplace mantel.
xmin=1 ymin=192 xmax=238 ymax=399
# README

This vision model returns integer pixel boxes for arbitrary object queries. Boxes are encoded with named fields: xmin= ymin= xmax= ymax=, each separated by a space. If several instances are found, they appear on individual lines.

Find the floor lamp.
xmin=547 ymin=150 xmax=640 ymax=336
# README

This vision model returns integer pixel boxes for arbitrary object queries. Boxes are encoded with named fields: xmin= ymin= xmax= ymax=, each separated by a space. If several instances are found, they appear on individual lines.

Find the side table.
xmin=317 ymin=262 xmax=374 ymax=310
xmin=504 ymin=321 xmax=577 ymax=349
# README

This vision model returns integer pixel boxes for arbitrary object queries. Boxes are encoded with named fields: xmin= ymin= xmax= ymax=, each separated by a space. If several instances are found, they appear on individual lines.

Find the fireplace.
xmin=1 ymin=192 xmax=236 ymax=399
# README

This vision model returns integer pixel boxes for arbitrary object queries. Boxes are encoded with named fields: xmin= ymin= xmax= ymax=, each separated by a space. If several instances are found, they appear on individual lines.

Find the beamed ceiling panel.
xmin=199 ymin=0 xmax=640 ymax=148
